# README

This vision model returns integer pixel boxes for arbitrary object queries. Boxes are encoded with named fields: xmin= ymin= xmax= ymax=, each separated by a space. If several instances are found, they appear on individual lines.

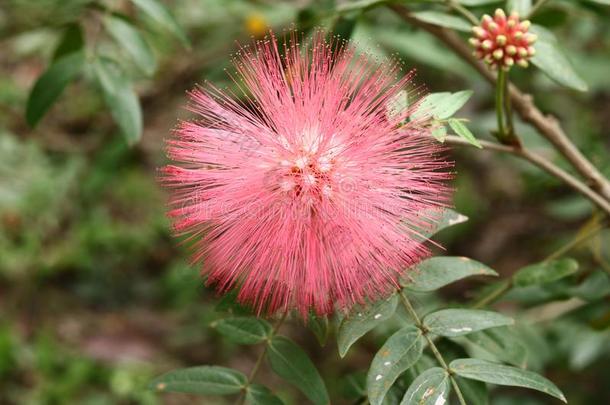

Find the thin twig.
xmin=545 ymin=219 xmax=606 ymax=261
xmin=470 ymin=214 xmax=607 ymax=308
xmin=389 ymin=4 xmax=610 ymax=202
xmin=444 ymin=135 xmax=610 ymax=215
xmin=471 ymin=280 xmax=512 ymax=309
xmin=399 ymin=291 xmax=468 ymax=405
xmin=527 ymin=0 xmax=553 ymax=19
xmin=239 ymin=313 xmax=287 ymax=404
xmin=446 ymin=0 xmax=479 ymax=26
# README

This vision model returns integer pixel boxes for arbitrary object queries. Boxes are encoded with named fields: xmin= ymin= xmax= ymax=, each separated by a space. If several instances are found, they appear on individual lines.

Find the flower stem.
xmin=399 ymin=291 xmax=468 ymax=405
xmin=495 ymin=69 xmax=511 ymax=144
xmin=503 ymin=70 xmax=515 ymax=138
xmin=239 ymin=313 xmax=287 ymax=404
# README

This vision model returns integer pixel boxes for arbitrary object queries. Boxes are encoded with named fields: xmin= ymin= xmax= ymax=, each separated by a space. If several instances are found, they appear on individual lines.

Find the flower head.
xmin=470 ymin=9 xmax=537 ymax=70
xmin=162 ymin=32 xmax=452 ymax=316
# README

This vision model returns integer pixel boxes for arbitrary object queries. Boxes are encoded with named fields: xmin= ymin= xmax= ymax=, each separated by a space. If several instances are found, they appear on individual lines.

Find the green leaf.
xmin=267 ymin=336 xmax=329 ymax=405
xmin=400 ymin=367 xmax=450 ymax=405
xmin=431 ymin=124 xmax=447 ymax=142
xmin=507 ymin=0 xmax=532 ymax=15
xmin=462 ymin=327 xmax=528 ymax=367
xmin=423 ymin=309 xmax=513 ymax=337
xmin=448 ymin=118 xmax=482 ymax=148
xmin=513 ymin=258 xmax=579 ymax=287
xmin=246 ymin=384 xmax=284 ymax=405
xmin=383 ymin=386 xmax=405 ymax=405
xmin=450 ymin=358 xmax=566 ymax=402
xmin=456 ymin=377 xmax=489 ymax=405
xmin=308 ymin=313 xmax=330 ymax=346
xmin=26 ymin=52 xmax=84 ymax=127
xmin=150 ymin=365 xmax=246 ymax=395
xmin=530 ymin=25 xmax=588 ymax=91
xmin=337 ymin=294 xmax=399 ymax=357
xmin=422 ymin=209 xmax=469 ymax=238
xmin=129 ymin=0 xmax=190 ymax=47
xmin=103 ymin=14 xmax=157 ymax=76
xmin=570 ymin=270 xmax=610 ymax=301
xmin=26 ymin=52 xmax=85 ymax=128
xmin=93 ymin=57 xmax=143 ymax=144
xmin=413 ymin=90 xmax=473 ymax=120
xmin=340 ymin=372 xmax=367 ymax=400
xmin=367 ymin=326 xmax=424 ymax=405
xmin=410 ymin=354 xmax=437 ymax=377
xmin=52 ymin=23 xmax=84 ymax=61
xmin=215 ymin=289 xmax=252 ymax=315
xmin=411 ymin=11 xmax=471 ymax=32
xmin=586 ymin=0 xmax=610 ymax=4
xmin=403 ymin=256 xmax=497 ymax=292
xmin=212 ymin=317 xmax=272 ymax=345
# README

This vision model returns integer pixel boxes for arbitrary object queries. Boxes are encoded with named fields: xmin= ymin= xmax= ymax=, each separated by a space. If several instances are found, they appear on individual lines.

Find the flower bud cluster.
xmin=470 ymin=9 xmax=537 ymax=71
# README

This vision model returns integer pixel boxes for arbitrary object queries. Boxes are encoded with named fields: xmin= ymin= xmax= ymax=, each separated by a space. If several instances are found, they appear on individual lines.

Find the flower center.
xmin=278 ymin=153 xmax=334 ymax=199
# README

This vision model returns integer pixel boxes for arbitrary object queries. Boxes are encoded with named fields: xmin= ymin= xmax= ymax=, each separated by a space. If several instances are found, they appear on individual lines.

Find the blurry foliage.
xmin=0 ymin=0 xmax=610 ymax=404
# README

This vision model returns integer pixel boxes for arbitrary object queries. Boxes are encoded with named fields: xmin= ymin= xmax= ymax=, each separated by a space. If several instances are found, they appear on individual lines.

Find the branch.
xmin=389 ymin=4 xmax=610 ymax=202
xmin=399 ymin=291 xmax=467 ymax=405
xmin=444 ymin=135 xmax=610 ymax=215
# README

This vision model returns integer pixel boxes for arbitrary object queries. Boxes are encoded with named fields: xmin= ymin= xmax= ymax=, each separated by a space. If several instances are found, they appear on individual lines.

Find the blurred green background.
xmin=1 ymin=0 xmax=609 ymax=404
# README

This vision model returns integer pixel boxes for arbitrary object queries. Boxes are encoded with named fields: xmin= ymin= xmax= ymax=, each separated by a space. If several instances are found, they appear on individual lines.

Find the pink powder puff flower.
xmin=161 ymin=31 xmax=452 ymax=316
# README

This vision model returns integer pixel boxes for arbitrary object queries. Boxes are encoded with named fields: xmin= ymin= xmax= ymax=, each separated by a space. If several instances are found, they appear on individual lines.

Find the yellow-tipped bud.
xmin=526 ymin=33 xmax=538 ymax=44
xmin=495 ymin=8 xmax=506 ymax=19
xmin=482 ymin=40 xmax=493 ymax=50
xmin=520 ymin=20 xmax=531 ymax=30
xmin=469 ymin=38 xmax=481 ymax=47
xmin=518 ymin=47 xmax=528 ymax=57
xmin=504 ymin=57 xmax=514 ymax=66
xmin=506 ymin=45 xmax=517 ymax=55
xmin=472 ymin=27 xmax=486 ymax=38
xmin=493 ymin=49 xmax=504 ymax=60
xmin=527 ymin=46 xmax=536 ymax=56
xmin=517 ymin=59 xmax=529 ymax=68
xmin=496 ymin=35 xmax=507 ymax=46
